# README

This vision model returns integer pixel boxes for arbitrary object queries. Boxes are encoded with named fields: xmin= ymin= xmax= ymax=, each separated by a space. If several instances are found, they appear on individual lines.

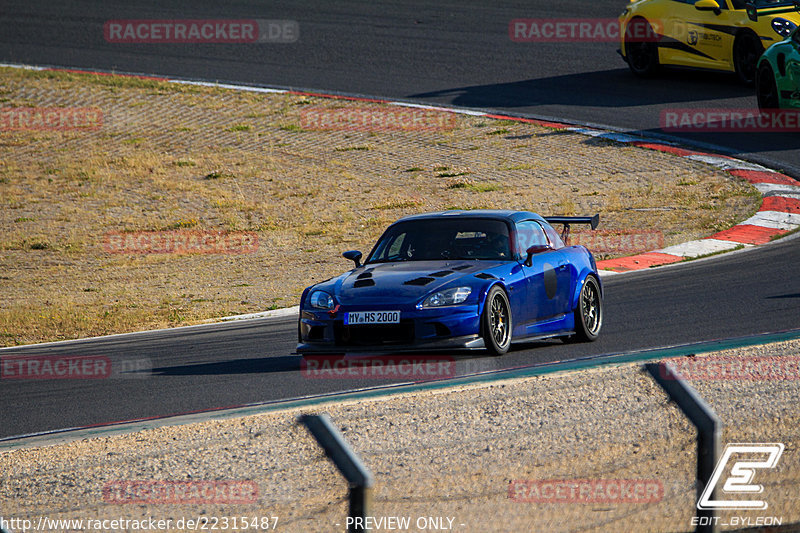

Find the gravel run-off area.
xmin=2 ymin=339 xmax=799 ymax=533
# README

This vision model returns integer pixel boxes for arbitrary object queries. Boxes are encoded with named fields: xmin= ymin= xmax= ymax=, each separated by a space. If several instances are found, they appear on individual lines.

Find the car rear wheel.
xmin=733 ymin=32 xmax=763 ymax=85
xmin=572 ymin=276 xmax=602 ymax=342
xmin=756 ymin=61 xmax=780 ymax=111
xmin=482 ymin=286 xmax=512 ymax=356
xmin=625 ymin=18 xmax=660 ymax=78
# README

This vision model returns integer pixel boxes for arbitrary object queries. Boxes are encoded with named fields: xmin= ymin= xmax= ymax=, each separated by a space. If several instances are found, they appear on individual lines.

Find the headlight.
xmin=309 ymin=290 xmax=335 ymax=310
xmin=421 ymin=287 xmax=472 ymax=307
xmin=772 ymin=18 xmax=797 ymax=37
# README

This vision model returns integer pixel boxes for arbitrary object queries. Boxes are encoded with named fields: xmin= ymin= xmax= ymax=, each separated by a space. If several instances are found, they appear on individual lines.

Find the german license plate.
xmin=344 ymin=310 xmax=401 ymax=325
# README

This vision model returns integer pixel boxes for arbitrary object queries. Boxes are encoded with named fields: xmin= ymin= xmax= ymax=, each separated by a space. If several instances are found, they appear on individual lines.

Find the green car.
xmin=757 ymin=26 xmax=800 ymax=109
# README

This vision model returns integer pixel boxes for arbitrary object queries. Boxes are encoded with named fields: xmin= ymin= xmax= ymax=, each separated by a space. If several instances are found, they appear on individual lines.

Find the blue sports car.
xmin=297 ymin=210 xmax=603 ymax=356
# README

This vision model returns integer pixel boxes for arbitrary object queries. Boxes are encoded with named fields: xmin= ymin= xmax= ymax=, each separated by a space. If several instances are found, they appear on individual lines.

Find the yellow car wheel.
xmin=625 ymin=17 xmax=660 ymax=78
xmin=733 ymin=31 xmax=763 ymax=85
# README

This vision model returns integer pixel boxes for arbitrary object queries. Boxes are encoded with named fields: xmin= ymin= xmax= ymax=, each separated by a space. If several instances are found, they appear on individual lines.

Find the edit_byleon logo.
xmin=697 ymin=443 xmax=784 ymax=511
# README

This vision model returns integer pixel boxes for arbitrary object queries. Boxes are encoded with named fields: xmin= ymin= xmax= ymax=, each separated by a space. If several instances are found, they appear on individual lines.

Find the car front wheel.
xmin=482 ymin=286 xmax=512 ymax=356
xmin=756 ymin=61 xmax=780 ymax=111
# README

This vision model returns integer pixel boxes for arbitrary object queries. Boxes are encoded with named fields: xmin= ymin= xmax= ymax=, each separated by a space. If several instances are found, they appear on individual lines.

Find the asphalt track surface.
xmin=1 ymin=1 xmax=799 ymax=439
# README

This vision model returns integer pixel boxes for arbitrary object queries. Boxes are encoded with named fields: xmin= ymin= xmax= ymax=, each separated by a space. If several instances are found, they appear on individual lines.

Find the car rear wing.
xmin=745 ymin=1 xmax=799 ymax=21
xmin=544 ymin=214 xmax=600 ymax=245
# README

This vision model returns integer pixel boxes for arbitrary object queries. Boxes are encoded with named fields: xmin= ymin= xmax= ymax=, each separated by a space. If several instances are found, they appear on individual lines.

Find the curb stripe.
xmin=597 ymin=252 xmax=684 ymax=272
xmin=656 ymin=238 xmax=744 ymax=258
xmin=729 ymin=169 xmax=800 ymax=186
xmin=754 ymin=182 xmax=800 ymax=197
xmin=709 ymin=225 xmax=788 ymax=245
xmin=629 ymin=142 xmax=705 ymax=157
xmin=740 ymin=210 xmax=800 ymax=229
xmin=0 ymin=61 xmax=797 ymax=290
xmin=761 ymin=196 xmax=800 ymax=214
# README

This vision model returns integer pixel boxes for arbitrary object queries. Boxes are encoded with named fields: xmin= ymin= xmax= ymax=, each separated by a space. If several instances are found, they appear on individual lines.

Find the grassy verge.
xmin=0 ymin=67 xmax=761 ymax=345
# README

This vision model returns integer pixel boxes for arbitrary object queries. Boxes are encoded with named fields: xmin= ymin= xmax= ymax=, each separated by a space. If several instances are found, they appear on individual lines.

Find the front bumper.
xmin=296 ymin=334 xmax=485 ymax=354
xmin=297 ymin=304 xmax=483 ymax=354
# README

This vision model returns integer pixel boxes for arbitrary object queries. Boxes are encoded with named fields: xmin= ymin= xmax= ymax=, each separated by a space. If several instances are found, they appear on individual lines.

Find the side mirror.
xmin=524 ymin=244 xmax=552 ymax=266
xmin=745 ymin=2 xmax=758 ymax=22
xmin=342 ymin=250 xmax=362 ymax=268
xmin=695 ymin=0 xmax=721 ymax=15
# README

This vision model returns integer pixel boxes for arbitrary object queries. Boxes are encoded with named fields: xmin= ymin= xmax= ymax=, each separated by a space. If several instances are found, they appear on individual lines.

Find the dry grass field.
xmin=0 ymin=67 xmax=760 ymax=345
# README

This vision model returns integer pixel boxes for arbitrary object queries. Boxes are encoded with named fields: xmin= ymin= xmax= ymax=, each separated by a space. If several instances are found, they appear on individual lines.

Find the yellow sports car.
xmin=619 ymin=0 xmax=800 ymax=83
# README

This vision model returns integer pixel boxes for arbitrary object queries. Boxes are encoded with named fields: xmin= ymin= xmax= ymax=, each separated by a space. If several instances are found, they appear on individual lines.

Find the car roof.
xmin=394 ymin=209 xmax=546 ymax=225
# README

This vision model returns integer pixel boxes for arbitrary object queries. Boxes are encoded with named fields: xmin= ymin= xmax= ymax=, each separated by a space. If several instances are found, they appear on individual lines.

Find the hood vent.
xmin=452 ymin=265 xmax=471 ymax=271
xmin=353 ymin=279 xmax=376 ymax=288
xmin=429 ymin=270 xmax=453 ymax=278
xmin=356 ymin=272 xmax=373 ymax=280
xmin=475 ymin=273 xmax=497 ymax=280
xmin=404 ymin=276 xmax=435 ymax=286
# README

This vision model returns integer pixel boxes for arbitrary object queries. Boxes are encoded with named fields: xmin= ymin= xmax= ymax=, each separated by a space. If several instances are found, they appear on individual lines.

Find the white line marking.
xmin=656 ymin=239 xmax=743 ymax=258
xmin=568 ymin=127 xmax=649 ymax=144
xmin=740 ymin=211 xmax=800 ymax=230
xmin=685 ymin=155 xmax=770 ymax=171
xmin=170 ymin=79 xmax=287 ymax=94
xmin=214 ymin=306 xmax=300 ymax=322
xmin=753 ymin=183 xmax=800 ymax=196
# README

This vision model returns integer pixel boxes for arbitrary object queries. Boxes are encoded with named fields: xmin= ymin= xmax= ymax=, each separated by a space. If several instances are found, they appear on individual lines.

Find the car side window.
xmin=372 ymin=231 xmax=407 ymax=261
xmin=387 ymin=232 xmax=405 ymax=258
xmin=541 ymin=222 xmax=565 ymax=249
xmin=515 ymin=220 xmax=548 ymax=257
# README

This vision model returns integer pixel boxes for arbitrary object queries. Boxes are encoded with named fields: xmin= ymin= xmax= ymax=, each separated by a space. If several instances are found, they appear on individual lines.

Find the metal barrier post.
xmin=645 ymin=361 xmax=721 ymax=533
xmin=300 ymin=413 xmax=374 ymax=533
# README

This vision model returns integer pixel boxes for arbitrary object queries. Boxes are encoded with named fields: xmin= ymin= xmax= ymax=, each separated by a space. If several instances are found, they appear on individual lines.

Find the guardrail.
xmin=645 ymin=361 xmax=722 ymax=533
xmin=300 ymin=413 xmax=374 ymax=533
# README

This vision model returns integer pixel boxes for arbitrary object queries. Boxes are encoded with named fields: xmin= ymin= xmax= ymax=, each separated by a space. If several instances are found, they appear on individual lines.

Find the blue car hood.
xmin=332 ymin=260 xmax=504 ymax=306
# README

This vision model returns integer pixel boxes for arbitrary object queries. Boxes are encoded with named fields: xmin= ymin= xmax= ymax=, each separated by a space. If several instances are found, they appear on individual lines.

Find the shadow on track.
xmin=410 ymin=68 xmax=751 ymax=109
xmin=148 ymin=341 xmax=565 ymax=378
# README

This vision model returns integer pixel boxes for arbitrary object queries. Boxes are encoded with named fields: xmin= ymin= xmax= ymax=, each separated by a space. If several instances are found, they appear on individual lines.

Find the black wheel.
xmin=572 ymin=276 xmax=602 ymax=342
xmin=733 ymin=32 xmax=763 ymax=85
xmin=481 ymin=286 xmax=512 ymax=356
xmin=625 ymin=18 xmax=660 ymax=78
xmin=756 ymin=61 xmax=780 ymax=111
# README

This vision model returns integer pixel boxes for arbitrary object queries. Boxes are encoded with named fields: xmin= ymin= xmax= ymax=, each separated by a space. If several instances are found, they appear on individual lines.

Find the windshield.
xmin=731 ymin=0 xmax=799 ymax=8
xmin=366 ymin=218 xmax=512 ymax=263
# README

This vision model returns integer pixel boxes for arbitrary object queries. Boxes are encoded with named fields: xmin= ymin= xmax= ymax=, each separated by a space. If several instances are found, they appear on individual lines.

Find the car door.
xmin=514 ymin=221 xmax=572 ymax=330
xmin=540 ymin=221 xmax=575 ymax=317
xmin=662 ymin=0 xmax=732 ymax=70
